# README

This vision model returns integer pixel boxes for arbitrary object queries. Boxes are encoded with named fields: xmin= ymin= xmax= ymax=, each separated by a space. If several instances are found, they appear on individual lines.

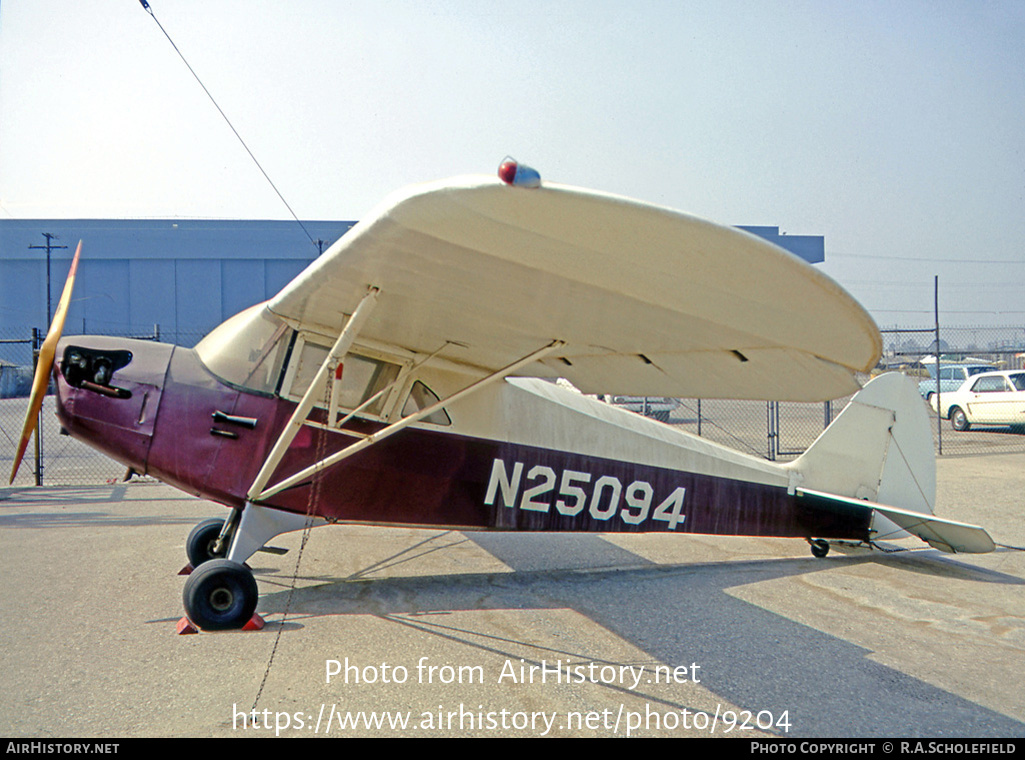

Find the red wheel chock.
xmin=176 ymin=613 xmax=266 ymax=635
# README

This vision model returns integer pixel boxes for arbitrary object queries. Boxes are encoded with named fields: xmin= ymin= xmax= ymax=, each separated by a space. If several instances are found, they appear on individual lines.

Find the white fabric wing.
xmin=269 ymin=176 xmax=881 ymax=401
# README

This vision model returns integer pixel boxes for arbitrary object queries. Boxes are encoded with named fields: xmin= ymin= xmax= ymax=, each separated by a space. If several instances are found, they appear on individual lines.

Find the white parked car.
xmin=930 ymin=370 xmax=1025 ymax=431
xmin=917 ymin=363 xmax=995 ymax=402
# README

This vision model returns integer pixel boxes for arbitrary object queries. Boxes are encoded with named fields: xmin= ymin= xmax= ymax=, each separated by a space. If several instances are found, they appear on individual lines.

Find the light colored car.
xmin=918 ymin=363 xmax=996 ymax=402
xmin=606 ymin=395 xmax=679 ymax=423
xmin=930 ymin=370 xmax=1025 ymax=431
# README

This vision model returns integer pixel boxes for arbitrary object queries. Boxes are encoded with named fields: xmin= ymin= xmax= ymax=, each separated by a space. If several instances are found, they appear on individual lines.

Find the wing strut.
xmin=250 ymin=339 xmax=565 ymax=503
xmin=247 ymin=287 xmax=379 ymax=501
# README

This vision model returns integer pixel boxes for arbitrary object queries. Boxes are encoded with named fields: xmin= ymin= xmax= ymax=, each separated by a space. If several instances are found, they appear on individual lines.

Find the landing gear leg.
xmin=179 ymin=503 xmax=321 ymax=631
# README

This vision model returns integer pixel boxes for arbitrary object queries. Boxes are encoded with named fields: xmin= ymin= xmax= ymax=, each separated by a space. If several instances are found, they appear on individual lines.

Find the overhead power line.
xmin=829 ymin=252 xmax=1025 ymax=265
xmin=138 ymin=0 xmax=317 ymax=247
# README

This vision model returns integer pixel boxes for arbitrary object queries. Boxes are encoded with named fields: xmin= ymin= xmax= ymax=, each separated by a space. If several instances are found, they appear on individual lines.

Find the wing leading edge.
xmin=268 ymin=176 xmax=881 ymax=401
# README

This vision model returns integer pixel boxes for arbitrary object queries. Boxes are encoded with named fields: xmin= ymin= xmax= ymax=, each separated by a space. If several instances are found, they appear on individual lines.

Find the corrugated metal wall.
xmin=0 ymin=219 xmax=354 ymax=347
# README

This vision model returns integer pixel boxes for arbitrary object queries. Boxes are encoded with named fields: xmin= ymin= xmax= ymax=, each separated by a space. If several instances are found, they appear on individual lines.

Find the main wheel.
xmin=950 ymin=407 xmax=971 ymax=431
xmin=186 ymin=518 xmax=227 ymax=567
xmin=183 ymin=559 xmax=258 ymax=631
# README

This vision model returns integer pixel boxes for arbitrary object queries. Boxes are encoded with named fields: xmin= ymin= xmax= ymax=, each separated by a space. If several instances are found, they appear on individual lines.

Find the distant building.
xmin=0 ymin=218 xmax=824 ymax=350
xmin=736 ymin=226 xmax=825 ymax=264
xmin=0 ymin=219 xmax=353 ymax=349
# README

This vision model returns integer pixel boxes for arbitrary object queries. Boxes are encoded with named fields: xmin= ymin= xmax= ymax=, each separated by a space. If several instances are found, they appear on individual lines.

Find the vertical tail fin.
xmin=789 ymin=373 xmax=996 ymax=553
xmin=787 ymin=372 xmax=935 ymax=525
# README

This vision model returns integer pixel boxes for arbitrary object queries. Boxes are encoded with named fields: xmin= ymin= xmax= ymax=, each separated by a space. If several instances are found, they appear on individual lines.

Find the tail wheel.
xmin=183 ymin=559 xmax=258 ymax=631
xmin=810 ymin=539 xmax=830 ymax=558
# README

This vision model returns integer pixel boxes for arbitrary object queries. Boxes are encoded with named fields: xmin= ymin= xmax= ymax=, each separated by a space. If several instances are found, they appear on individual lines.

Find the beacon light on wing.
xmin=498 ymin=157 xmax=541 ymax=188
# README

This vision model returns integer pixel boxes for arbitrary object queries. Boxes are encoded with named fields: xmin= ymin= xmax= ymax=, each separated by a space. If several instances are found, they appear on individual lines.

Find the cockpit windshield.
xmin=194 ymin=303 xmax=292 ymax=395
xmin=195 ymin=303 xmax=450 ymax=424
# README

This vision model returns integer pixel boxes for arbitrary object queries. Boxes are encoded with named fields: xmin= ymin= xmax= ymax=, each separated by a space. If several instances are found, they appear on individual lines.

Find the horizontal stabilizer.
xmin=798 ymin=488 xmax=995 ymax=554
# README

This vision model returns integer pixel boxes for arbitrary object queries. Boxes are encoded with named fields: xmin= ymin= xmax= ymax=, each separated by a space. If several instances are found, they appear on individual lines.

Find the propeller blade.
xmin=9 ymin=241 xmax=82 ymax=484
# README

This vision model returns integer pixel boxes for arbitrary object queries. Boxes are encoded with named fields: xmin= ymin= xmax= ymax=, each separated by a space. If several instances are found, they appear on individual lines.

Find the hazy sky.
xmin=1 ymin=0 xmax=1023 ymax=329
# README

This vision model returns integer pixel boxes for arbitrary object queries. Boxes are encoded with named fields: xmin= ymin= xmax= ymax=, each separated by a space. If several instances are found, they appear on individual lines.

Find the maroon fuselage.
xmin=53 ymin=336 xmax=872 ymax=541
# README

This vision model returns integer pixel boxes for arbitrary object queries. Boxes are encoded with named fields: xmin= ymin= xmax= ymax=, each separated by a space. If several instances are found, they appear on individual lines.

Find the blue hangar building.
xmin=0 ymin=219 xmax=354 ymax=349
xmin=0 ymin=218 xmax=824 ymax=349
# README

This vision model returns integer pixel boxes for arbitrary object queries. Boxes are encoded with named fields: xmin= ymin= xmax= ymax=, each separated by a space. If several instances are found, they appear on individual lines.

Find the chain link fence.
xmin=2 ymin=324 xmax=1023 ymax=487
xmin=881 ymin=325 xmax=1025 ymax=456
xmin=0 ymin=328 xmax=40 ymax=484
xmin=657 ymin=396 xmax=854 ymax=462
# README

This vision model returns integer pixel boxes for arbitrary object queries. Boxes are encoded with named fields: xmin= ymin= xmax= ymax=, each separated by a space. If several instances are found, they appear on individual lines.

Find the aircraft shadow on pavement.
xmin=252 ymin=531 xmax=1025 ymax=738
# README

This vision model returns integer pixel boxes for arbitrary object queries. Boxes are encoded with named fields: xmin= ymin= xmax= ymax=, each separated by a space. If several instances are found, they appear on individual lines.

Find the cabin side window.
xmin=401 ymin=380 xmax=451 ymax=426
xmin=285 ymin=335 xmax=402 ymax=418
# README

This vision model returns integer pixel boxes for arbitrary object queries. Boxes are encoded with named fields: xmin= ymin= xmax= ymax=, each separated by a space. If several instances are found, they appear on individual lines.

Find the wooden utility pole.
xmin=28 ymin=232 xmax=67 ymax=325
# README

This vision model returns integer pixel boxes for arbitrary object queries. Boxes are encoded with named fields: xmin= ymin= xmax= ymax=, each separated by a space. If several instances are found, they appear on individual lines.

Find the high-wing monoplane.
xmin=9 ymin=163 xmax=996 ymax=631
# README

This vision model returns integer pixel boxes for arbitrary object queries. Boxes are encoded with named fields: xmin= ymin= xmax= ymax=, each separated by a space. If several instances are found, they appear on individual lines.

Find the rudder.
xmin=786 ymin=372 xmax=935 ymax=519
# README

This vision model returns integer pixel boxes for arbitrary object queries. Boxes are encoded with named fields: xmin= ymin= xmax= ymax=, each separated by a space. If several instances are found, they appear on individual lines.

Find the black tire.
xmin=810 ymin=539 xmax=830 ymax=558
xmin=183 ymin=559 xmax=258 ymax=631
xmin=950 ymin=407 xmax=971 ymax=431
xmin=186 ymin=518 xmax=227 ymax=567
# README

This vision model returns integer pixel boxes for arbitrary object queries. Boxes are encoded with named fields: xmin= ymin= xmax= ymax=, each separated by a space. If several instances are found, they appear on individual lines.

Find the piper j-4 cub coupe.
xmin=10 ymin=161 xmax=996 ymax=631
